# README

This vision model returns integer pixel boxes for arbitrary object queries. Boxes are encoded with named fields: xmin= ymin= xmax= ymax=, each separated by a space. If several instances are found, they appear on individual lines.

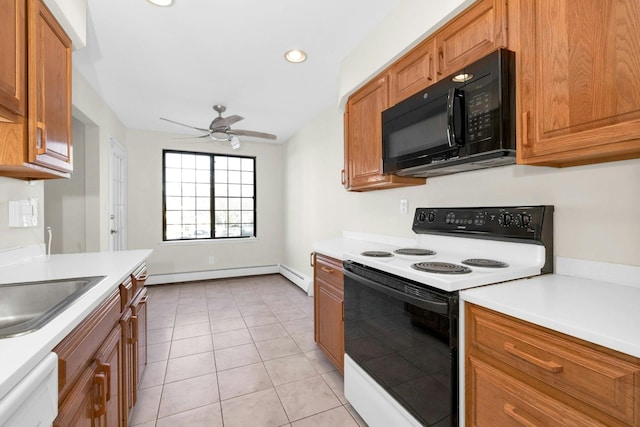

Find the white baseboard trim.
xmin=279 ymin=264 xmax=314 ymax=296
xmin=145 ymin=264 xmax=314 ymax=296
xmin=146 ymin=265 xmax=280 ymax=285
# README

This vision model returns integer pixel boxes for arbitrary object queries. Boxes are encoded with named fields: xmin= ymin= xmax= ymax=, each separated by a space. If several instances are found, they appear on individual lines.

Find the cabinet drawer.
xmin=54 ymin=290 xmax=121 ymax=403
xmin=467 ymin=304 xmax=640 ymax=425
xmin=314 ymin=254 xmax=343 ymax=290
xmin=467 ymin=355 xmax=605 ymax=426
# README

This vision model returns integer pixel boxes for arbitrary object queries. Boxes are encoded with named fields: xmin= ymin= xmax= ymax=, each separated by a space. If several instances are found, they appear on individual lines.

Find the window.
xmin=163 ymin=150 xmax=256 ymax=240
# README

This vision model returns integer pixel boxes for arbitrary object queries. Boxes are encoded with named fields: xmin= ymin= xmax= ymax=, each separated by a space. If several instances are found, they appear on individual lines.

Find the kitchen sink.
xmin=0 ymin=276 xmax=106 ymax=338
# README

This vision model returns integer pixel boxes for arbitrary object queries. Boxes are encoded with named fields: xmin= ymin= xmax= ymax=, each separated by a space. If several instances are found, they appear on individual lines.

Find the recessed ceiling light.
xmin=284 ymin=49 xmax=307 ymax=63
xmin=147 ymin=0 xmax=174 ymax=6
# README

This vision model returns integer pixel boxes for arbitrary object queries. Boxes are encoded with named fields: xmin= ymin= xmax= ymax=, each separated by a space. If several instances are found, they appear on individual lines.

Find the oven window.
xmin=344 ymin=276 xmax=456 ymax=426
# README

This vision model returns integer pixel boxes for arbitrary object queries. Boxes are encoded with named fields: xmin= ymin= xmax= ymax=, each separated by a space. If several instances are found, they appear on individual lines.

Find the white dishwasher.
xmin=0 ymin=352 xmax=58 ymax=427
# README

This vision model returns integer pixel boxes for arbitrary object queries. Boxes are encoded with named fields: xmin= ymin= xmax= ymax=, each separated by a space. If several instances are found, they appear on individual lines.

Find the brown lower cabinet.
xmin=313 ymin=253 xmax=344 ymax=373
xmin=53 ymin=263 xmax=148 ymax=427
xmin=466 ymin=303 xmax=640 ymax=426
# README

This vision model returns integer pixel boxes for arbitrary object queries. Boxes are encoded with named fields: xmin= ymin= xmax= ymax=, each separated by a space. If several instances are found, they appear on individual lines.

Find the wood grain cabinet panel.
xmin=54 ymin=262 xmax=148 ymax=427
xmin=0 ymin=0 xmax=26 ymax=120
xmin=388 ymin=38 xmax=437 ymax=106
xmin=435 ymin=0 xmax=507 ymax=78
xmin=0 ymin=0 xmax=72 ymax=179
xmin=343 ymin=76 xmax=425 ymax=191
xmin=467 ymin=355 xmax=605 ymax=426
xmin=313 ymin=253 xmax=345 ymax=373
xmin=517 ymin=0 xmax=640 ymax=166
xmin=27 ymin=0 xmax=72 ymax=173
xmin=466 ymin=303 xmax=640 ymax=427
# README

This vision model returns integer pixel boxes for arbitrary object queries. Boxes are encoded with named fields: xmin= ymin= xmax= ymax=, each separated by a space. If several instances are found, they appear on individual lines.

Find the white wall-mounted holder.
xmin=8 ymin=198 xmax=38 ymax=228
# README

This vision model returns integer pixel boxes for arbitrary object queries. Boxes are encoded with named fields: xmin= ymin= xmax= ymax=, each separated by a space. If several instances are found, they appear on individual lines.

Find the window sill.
xmin=160 ymin=237 xmax=259 ymax=246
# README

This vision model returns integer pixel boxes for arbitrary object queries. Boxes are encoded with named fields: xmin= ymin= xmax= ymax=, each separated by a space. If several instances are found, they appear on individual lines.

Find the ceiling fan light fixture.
xmin=146 ymin=0 xmax=175 ymax=6
xmin=284 ymin=49 xmax=307 ymax=63
xmin=229 ymin=136 xmax=240 ymax=150
xmin=210 ymin=131 xmax=229 ymax=141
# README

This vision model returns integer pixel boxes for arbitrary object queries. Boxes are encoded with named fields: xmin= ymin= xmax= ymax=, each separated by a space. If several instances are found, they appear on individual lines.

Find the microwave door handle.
xmin=447 ymin=88 xmax=465 ymax=148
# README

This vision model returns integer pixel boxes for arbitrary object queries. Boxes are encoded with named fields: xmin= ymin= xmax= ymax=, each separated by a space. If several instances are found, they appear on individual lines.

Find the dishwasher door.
xmin=0 ymin=352 xmax=58 ymax=427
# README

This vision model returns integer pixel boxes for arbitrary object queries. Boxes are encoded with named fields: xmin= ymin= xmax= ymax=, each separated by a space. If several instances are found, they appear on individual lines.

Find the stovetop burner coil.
xmin=361 ymin=251 xmax=394 ymax=258
xmin=462 ymin=258 xmax=509 ymax=268
xmin=393 ymin=248 xmax=436 ymax=256
xmin=411 ymin=262 xmax=472 ymax=274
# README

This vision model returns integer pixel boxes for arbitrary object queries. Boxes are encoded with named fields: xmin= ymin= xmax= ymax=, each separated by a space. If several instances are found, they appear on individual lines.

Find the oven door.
xmin=343 ymin=262 xmax=458 ymax=427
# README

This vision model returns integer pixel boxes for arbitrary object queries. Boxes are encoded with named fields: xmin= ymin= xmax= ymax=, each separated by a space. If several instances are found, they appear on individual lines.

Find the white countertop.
xmin=461 ymin=272 xmax=640 ymax=358
xmin=0 ymin=249 xmax=152 ymax=400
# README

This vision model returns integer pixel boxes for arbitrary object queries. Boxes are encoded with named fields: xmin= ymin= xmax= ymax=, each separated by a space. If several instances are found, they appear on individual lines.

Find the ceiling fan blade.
xmin=172 ymin=134 xmax=211 ymax=140
xmin=210 ymin=114 xmax=244 ymax=129
xmin=228 ymin=129 xmax=277 ymax=140
xmin=160 ymin=117 xmax=210 ymax=133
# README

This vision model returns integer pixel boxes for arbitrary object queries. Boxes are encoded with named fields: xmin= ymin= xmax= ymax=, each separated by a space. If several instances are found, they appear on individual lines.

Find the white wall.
xmin=283 ymin=104 xmax=640 ymax=279
xmin=71 ymin=66 xmax=127 ymax=252
xmin=282 ymin=0 xmax=640 ymax=280
xmin=338 ymin=0 xmax=474 ymax=103
xmin=43 ymin=118 xmax=87 ymax=254
xmin=283 ymin=107 xmax=348 ymax=273
xmin=0 ymin=178 xmax=45 ymax=251
xmin=126 ymin=130 xmax=285 ymax=276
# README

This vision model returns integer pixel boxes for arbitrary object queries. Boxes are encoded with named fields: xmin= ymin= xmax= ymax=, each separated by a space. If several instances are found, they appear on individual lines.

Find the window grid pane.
xmin=211 ymin=154 xmax=256 ymax=239
xmin=163 ymin=150 xmax=255 ymax=241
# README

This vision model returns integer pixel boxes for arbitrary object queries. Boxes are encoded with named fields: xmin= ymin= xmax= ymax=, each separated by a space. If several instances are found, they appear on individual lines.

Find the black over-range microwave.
xmin=382 ymin=48 xmax=515 ymax=177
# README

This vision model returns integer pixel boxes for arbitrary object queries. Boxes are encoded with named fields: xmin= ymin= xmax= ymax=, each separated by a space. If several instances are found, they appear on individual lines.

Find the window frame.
xmin=162 ymin=149 xmax=257 ymax=241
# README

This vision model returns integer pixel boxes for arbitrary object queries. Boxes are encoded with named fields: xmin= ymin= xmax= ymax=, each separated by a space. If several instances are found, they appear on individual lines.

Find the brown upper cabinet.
xmin=434 ymin=0 xmax=507 ymax=80
xmin=343 ymin=76 xmax=425 ymax=191
xmin=344 ymin=0 xmax=507 ymax=191
xmin=0 ymin=0 xmax=26 ymax=121
xmin=517 ymin=0 xmax=640 ymax=167
xmin=387 ymin=0 xmax=507 ymax=107
xmin=388 ymin=39 xmax=437 ymax=107
xmin=0 ymin=0 xmax=72 ymax=179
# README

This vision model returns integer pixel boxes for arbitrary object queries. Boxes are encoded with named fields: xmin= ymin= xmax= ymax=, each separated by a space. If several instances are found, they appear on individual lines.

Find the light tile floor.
xmin=129 ymin=274 xmax=368 ymax=427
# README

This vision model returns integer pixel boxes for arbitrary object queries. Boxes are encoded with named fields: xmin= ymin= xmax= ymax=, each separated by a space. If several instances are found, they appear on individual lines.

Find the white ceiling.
xmin=73 ymin=0 xmax=402 ymax=144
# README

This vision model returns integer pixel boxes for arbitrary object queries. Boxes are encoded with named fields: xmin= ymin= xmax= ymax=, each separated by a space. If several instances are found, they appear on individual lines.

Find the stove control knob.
xmin=417 ymin=211 xmax=427 ymax=222
xmin=427 ymin=211 xmax=437 ymax=222
xmin=515 ymin=213 xmax=532 ymax=228
xmin=498 ymin=212 xmax=513 ymax=227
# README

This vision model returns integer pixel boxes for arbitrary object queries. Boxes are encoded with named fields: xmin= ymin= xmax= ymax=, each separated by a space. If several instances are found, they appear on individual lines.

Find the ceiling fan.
xmin=161 ymin=105 xmax=277 ymax=150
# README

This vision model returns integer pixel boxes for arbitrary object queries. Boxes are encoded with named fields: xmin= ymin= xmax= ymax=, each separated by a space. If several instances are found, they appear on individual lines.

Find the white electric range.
xmin=342 ymin=206 xmax=554 ymax=427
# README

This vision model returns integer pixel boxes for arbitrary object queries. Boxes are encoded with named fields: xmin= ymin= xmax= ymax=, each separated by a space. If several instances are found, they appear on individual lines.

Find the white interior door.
xmin=109 ymin=138 xmax=127 ymax=251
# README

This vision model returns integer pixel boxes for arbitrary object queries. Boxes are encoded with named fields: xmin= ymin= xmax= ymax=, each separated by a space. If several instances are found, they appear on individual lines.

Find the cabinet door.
xmin=388 ymin=38 xmax=437 ymax=106
xmin=53 ymin=365 xmax=95 ymax=427
xmin=27 ymin=0 xmax=72 ymax=173
xmin=518 ymin=0 xmax=640 ymax=166
xmin=344 ymin=76 xmax=425 ymax=191
xmin=94 ymin=324 xmax=124 ymax=427
xmin=132 ymin=288 xmax=148 ymax=402
xmin=435 ymin=0 xmax=507 ymax=78
xmin=315 ymin=277 xmax=344 ymax=373
xmin=121 ymin=308 xmax=135 ymax=418
xmin=0 ymin=0 xmax=26 ymax=120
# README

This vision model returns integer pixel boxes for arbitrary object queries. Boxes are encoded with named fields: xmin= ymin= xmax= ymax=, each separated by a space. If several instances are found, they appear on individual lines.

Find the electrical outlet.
xmin=400 ymin=199 xmax=408 ymax=215
xmin=208 ymin=256 xmax=215 ymax=264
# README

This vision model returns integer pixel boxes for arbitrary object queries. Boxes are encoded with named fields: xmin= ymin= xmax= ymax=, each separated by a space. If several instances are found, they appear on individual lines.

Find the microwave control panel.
xmin=466 ymin=74 xmax=494 ymax=144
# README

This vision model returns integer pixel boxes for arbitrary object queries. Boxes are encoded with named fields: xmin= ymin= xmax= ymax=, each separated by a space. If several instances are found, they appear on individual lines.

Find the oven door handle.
xmin=343 ymin=269 xmax=450 ymax=315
